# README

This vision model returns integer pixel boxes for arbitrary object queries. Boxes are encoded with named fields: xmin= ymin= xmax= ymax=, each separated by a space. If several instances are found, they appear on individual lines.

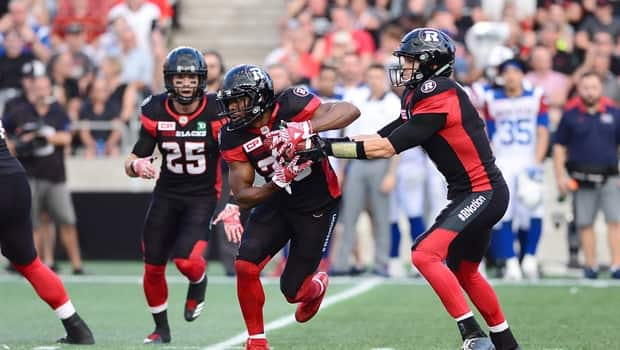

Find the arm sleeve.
xmin=132 ymin=127 xmax=157 ymax=157
xmin=377 ymin=117 xmax=406 ymax=137
xmin=386 ymin=114 xmax=447 ymax=153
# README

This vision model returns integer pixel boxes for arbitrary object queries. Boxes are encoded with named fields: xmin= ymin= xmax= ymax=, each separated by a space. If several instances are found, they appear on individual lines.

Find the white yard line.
xmin=201 ymin=278 xmax=383 ymax=350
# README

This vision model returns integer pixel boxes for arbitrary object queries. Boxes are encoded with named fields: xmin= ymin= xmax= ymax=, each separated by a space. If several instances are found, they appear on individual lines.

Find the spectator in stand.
xmin=108 ymin=0 xmax=161 ymax=52
xmin=373 ymin=21 xmax=403 ymax=67
xmin=51 ymin=0 xmax=107 ymax=46
xmin=0 ymin=28 xmax=34 ymax=115
xmin=331 ymin=63 xmax=400 ymax=277
xmin=108 ymin=0 xmax=166 ymax=89
xmin=590 ymin=31 xmax=620 ymax=75
xmin=537 ymin=22 xmax=580 ymax=75
xmin=267 ymin=26 xmax=320 ymax=83
xmin=98 ymin=55 xmax=137 ymax=124
xmin=350 ymin=0 xmax=386 ymax=43
xmin=574 ymin=48 xmax=620 ymax=103
xmin=118 ymin=27 xmax=154 ymax=94
xmin=94 ymin=15 xmax=127 ymax=64
xmin=0 ymin=0 xmax=51 ymax=62
xmin=2 ymin=75 xmax=86 ymax=274
xmin=313 ymin=6 xmax=375 ymax=68
xmin=78 ymin=77 xmax=123 ymax=158
xmin=62 ymin=22 xmax=96 ymax=97
xmin=3 ymin=60 xmax=45 ymax=118
xmin=553 ymin=72 xmax=620 ymax=280
xmin=203 ymin=49 xmax=224 ymax=93
xmin=49 ymin=52 xmax=81 ymax=122
xmin=575 ymin=0 xmax=620 ymax=52
xmin=526 ymin=46 xmax=570 ymax=108
xmin=337 ymin=52 xmax=368 ymax=101
xmin=267 ymin=63 xmax=294 ymax=95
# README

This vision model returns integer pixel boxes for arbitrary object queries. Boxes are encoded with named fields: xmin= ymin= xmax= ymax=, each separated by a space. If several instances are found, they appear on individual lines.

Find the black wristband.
xmin=355 ymin=141 xmax=367 ymax=159
xmin=228 ymin=195 xmax=239 ymax=205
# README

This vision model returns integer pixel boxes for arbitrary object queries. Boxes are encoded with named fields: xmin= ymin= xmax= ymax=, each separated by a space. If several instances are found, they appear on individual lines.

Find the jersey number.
xmin=497 ymin=118 xmax=532 ymax=145
xmin=0 ymin=120 xmax=5 ymax=140
xmin=162 ymin=141 xmax=206 ymax=175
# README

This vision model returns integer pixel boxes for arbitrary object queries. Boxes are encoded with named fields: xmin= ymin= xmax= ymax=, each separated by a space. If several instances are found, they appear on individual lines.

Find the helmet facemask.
xmin=165 ymin=72 xmax=205 ymax=105
xmin=217 ymin=87 xmax=265 ymax=131
xmin=389 ymin=53 xmax=453 ymax=88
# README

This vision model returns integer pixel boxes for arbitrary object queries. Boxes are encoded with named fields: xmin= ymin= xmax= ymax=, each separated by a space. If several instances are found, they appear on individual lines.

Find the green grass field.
xmin=1 ymin=261 xmax=619 ymax=350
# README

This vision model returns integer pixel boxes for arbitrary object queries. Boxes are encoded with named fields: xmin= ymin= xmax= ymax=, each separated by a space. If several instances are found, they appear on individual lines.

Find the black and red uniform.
xmin=0 ymin=121 xmax=36 ymax=265
xmin=132 ymin=93 xmax=225 ymax=268
xmin=219 ymin=87 xmax=340 ymax=299
xmin=380 ymin=76 xmax=508 ymax=269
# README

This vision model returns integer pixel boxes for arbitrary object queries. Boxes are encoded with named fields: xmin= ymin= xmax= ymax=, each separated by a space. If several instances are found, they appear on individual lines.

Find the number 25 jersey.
xmin=132 ymin=93 xmax=226 ymax=198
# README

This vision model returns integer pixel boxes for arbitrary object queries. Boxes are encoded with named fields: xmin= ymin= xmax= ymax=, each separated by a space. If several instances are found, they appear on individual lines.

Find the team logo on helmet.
xmin=421 ymin=80 xmax=437 ymax=93
xmin=420 ymin=30 xmax=441 ymax=45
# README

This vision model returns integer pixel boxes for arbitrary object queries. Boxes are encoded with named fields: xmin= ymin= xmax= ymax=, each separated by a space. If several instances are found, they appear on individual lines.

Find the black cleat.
xmin=58 ymin=313 xmax=95 ymax=345
xmin=462 ymin=337 xmax=495 ymax=350
xmin=184 ymin=275 xmax=207 ymax=322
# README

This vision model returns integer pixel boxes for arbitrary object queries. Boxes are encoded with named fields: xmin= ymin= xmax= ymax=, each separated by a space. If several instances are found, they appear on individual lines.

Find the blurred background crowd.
xmin=1 ymin=0 xmax=620 ymax=280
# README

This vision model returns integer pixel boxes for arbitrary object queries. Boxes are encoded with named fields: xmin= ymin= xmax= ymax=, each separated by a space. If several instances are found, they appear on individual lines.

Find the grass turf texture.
xmin=1 ymin=261 xmax=618 ymax=350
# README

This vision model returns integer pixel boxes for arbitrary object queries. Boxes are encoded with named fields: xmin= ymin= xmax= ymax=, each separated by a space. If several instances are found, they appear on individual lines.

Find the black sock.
xmin=152 ymin=310 xmax=169 ymax=331
xmin=457 ymin=316 xmax=486 ymax=340
xmin=490 ymin=328 xmax=519 ymax=350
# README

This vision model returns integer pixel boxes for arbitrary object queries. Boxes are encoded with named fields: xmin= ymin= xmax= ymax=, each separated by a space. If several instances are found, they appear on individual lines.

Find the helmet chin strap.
xmin=431 ymin=63 xmax=451 ymax=78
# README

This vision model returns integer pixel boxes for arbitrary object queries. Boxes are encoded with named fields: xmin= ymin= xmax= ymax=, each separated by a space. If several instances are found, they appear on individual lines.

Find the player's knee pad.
xmin=174 ymin=257 xmax=205 ymax=282
xmin=144 ymin=263 xmax=166 ymax=282
xmin=234 ymin=259 xmax=262 ymax=280
xmin=411 ymin=249 xmax=440 ymax=269
xmin=454 ymin=260 xmax=481 ymax=284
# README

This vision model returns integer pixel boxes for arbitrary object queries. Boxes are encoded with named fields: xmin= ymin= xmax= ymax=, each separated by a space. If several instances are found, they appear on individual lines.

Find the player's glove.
xmin=131 ymin=156 xmax=158 ymax=180
xmin=267 ymin=120 xmax=314 ymax=160
xmin=271 ymin=155 xmax=313 ymax=195
xmin=212 ymin=203 xmax=244 ymax=244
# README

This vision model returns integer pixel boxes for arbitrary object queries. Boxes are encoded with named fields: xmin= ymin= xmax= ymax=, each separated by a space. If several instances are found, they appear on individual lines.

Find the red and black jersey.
xmin=398 ymin=77 xmax=504 ymax=199
xmin=219 ymin=87 xmax=341 ymax=212
xmin=0 ymin=121 xmax=24 ymax=176
xmin=132 ymin=93 xmax=226 ymax=199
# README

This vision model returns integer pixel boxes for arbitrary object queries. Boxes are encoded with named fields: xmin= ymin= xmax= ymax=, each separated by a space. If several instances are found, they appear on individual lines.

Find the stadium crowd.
xmin=1 ymin=0 xmax=620 ymax=280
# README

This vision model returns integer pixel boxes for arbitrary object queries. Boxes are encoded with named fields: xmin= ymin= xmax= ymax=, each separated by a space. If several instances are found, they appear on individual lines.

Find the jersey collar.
xmin=164 ymin=95 xmax=207 ymax=127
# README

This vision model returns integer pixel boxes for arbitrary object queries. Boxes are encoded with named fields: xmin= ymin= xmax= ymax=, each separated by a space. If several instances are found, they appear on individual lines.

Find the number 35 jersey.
xmin=218 ymin=87 xmax=341 ymax=213
xmin=481 ymin=86 xmax=549 ymax=165
xmin=132 ymin=93 xmax=226 ymax=199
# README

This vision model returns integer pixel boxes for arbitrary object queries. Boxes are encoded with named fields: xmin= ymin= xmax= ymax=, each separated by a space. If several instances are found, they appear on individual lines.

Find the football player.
xmin=482 ymin=59 xmax=549 ymax=281
xmin=124 ymin=47 xmax=226 ymax=344
xmin=289 ymin=28 xmax=521 ymax=350
xmin=217 ymin=64 xmax=359 ymax=350
xmin=0 ymin=120 xmax=94 ymax=344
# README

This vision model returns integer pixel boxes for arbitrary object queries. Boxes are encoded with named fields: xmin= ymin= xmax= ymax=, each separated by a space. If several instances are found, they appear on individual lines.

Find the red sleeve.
xmin=539 ymin=95 xmax=549 ymax=115
xmin=222 ymin=146 xmax=248 ymax=163
xmin=140 ymin=114 xmax=157 ymax=137
xmin=210 ymin=118 xmax=226 ymax=143
xmin=291 ymin=96 xmax=321 ymax=122
xmin=412 ymin=89 xmax=457 ymax=116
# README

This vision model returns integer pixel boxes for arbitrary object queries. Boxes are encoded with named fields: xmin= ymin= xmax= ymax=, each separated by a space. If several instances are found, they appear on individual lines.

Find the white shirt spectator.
xmin=107 ymin=2 xmax=160 ymax=51
xmin=344 ymin=89 xmax=400 ymax=137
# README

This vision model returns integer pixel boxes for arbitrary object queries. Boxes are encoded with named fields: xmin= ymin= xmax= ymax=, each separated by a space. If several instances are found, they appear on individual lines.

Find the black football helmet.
xmin=389 ymin=28 xmax=456 ymax=88
xmin=217 ymin=64 xmax=275 ymax=131
xmin=163 ymin=46 xmax=207 ymax=105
